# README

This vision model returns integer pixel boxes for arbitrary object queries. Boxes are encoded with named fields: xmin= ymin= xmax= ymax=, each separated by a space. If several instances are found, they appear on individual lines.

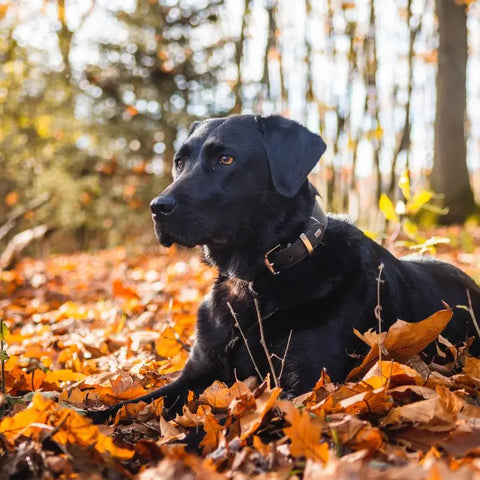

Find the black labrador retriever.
xmin=92 ymin=114 xmax=480 ymax=423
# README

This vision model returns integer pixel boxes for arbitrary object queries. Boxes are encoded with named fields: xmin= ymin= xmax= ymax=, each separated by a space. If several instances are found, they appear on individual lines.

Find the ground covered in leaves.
xmin=1 ymin=228 xmax=480 ymax=479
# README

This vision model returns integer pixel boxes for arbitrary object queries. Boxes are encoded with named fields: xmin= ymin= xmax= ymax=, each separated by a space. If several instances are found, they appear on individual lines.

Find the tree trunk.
xmin=431 ymin=0 xmax=476 ymax=224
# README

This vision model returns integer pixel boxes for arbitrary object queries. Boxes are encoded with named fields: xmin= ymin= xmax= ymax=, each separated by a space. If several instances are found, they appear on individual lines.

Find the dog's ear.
xmin=188 ymin=121 xmax=201 ymax=136
xmin=259 ymin=115 xmax=326 ymax=198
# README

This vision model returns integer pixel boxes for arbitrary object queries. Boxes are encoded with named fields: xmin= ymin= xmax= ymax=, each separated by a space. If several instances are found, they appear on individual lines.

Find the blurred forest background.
xmin=0 ymin=0 xmax=479 ymax=257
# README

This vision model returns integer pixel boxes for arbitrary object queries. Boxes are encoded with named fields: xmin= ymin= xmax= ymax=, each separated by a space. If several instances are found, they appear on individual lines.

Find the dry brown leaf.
xmin=293 ymin=370 xmax=335 ymax=408
xmin=353 ymin=328 xmax=386 ymax=347
xmin=389 ymin=384 xmax=438 ymax=401
xmin=328 ymin=413 xmax=383 ymax=452
xmin=114 ymin=397 xmax=163 ymax=424
xmin=199 ymin=379 xmax=252 ymax=410
xmin=338 ymin=387 xmax=393 ymax=416
xmin=362 ymin=361 xmax=425 ymax=388
xmin=138 ymin=452 xmax=224 ymax=480
xmin=199 ymin=412 xmax=223 ymax=454
xmin=382 ymin=386 xmax=463 ymax=432
xmin=155 ymin=327 xmax=185 ymax=358
xmin=345 ymin=343 xmax=381 ymax=381
xmin=384 ymin=309 xmax=453 ymax=360
xmin=158 ymin=417 xmax=186 ymax=445
xmin=175 ymin=404 xmax=212 ymax=428
xmin=0 ymin=393 xmax=133 ymax=459
xmin=463 ymin=357 xmax=480 ymax=384
xmin=239 ymin=385 xmax=281 ymax=439
xmin=280 ymin=401 xmax=329 ymax=463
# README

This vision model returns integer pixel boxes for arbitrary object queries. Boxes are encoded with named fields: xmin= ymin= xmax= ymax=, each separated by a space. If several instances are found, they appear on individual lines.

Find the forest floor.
xmin=1 ymin=225 xmax=480 ymax=479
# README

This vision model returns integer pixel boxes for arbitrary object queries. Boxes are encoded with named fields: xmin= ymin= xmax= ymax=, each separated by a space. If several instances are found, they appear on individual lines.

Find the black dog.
xmin=92 ymin=115 xmax=480 ymax=423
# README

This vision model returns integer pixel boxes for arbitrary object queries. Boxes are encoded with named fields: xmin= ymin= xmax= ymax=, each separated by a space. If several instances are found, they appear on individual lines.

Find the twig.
xmin=385 ymin=359 xmax=394 ymax=391
xmin=466 ymin=289 xmax=480 ymax=342
xmin=40 ymin=413 xmax=74 ymax=460
xmin=227 ymin=302 xmax=263 ymax=380
xmin=0 ymin=224 xmax=53 ymax=270
xmin=229 ymin=300 xmax=293 ymax=389
xmin=0 ymin=192 xmax=51 ymax=241
xmin=254 ymin=298 xmax=279 ymax=387
xmin=272 ymin=329 xmax=293 ymax=384
xmin=375 ymin=264 xmax=385 ymax=366
xmin=42 ymin=413 xmax=70 ymax=441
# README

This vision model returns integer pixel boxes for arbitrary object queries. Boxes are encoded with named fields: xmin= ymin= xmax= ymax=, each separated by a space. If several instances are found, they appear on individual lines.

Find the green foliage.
xmin=0 ymin=0 xmax=229 ymax=252
xmin=379 ymin=171 xmax=450 ymax=253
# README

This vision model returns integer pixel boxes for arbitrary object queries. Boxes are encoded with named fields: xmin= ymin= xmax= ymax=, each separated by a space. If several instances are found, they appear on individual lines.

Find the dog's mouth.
xmin=155 ymin=222 xmax=233 ymax=249
xmin=209 ymin=235 xmax=232 ymax=248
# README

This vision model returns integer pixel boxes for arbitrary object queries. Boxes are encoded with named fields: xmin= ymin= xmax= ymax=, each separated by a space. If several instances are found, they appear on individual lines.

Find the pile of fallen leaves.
xmin=1 ymin=239 xmax=480 ymax=479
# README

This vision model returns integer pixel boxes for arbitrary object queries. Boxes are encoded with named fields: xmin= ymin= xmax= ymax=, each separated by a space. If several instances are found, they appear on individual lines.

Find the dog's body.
xmin=92 ymin=115 xmax=480 ymax=422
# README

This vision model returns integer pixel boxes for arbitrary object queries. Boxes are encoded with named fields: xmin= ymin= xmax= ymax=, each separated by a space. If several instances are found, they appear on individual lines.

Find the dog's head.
xmin=150 ymin=115 xmax=326 ymax=252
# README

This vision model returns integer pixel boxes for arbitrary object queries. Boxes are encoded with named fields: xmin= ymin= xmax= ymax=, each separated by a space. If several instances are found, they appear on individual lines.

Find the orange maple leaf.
xmin=199 ymin=412 xmax=223 ymax=454
xmin=280 ymin=401 xmax=329 ymax=463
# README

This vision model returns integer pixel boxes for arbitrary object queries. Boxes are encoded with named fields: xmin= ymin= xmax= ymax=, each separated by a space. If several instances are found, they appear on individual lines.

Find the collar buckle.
xmin=299 ymin=233 xmax=314 ymax=255
xmin=264 ymin=244 xmax=281 ymax=275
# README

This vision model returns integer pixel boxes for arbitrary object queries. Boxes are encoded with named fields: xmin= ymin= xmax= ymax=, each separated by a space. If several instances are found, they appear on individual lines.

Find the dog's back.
xmin=398 ymin=255 xmax=480 ymax=351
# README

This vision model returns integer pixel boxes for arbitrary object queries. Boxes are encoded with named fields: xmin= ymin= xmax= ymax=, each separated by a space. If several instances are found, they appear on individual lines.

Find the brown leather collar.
xmin=264 ymin=199 xmax=328 ymax=275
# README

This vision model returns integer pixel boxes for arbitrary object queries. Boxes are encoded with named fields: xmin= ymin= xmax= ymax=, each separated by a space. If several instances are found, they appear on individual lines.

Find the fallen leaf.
xmin=463 ymin=357 xmax=480 ymax=384
xmin=199 ymin=412 xmax=223 ymax=454
xmin=112 ymin=278 xmax=139 ymax=299
xmin=280 ymin=401 xmax=329 ymax=463
xmin=239 ymin=384 xmax=281 ymax=439
xmin=362 ymin=361 xmax=425 ymax=388
xmin=0 ymin=393 xmax=133 ymax=459
xmin=382 ymin=386 xmax=463 ymax=432
xmin=158 ymin=417 xmax=186 ymax=445
xmin=338 ymin=387 xmax=393 ymax=416
xmin=345 ymin=343 xmax=380 ymax=381
xmin=384 ymin=309 xmax=453 ymax=360
xmin=199 ymin=379 xmax=252 ymax=410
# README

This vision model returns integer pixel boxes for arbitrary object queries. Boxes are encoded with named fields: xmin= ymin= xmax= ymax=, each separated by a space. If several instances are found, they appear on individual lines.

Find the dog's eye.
xmin=175 ymin=159 xmax=185 ymax=171
xmin=220 ymin=156 xmax=234 ymax=166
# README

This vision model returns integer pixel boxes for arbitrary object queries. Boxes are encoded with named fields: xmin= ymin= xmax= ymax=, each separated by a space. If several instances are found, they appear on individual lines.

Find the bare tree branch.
xmin=0 ymin=193 xmax=51 ymax=242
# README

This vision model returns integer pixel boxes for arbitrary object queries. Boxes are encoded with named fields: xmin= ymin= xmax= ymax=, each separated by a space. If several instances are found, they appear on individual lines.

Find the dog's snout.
xmin=150 ymin=195 xmax=177 ymax=216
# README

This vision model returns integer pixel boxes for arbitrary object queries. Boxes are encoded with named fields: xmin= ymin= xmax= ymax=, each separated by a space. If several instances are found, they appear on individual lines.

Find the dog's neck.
xmin=202 ymin=182 xmax=321 ymax=282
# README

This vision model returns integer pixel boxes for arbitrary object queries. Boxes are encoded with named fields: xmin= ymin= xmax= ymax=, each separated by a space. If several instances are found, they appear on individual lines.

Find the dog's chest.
xmin=199 ymin=280 xmax=292 ymax=383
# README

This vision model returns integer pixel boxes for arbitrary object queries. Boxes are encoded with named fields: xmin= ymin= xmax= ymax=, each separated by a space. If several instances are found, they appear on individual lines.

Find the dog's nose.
xmin=150 ymin=195 xmax=177 ymax=216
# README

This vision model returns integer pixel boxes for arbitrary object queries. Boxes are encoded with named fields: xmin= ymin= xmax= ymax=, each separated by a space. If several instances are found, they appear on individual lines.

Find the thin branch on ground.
xmin=254 ymin=298 xmax=279 ymax=387
xmin=227 ymin=302 xmax=263 ymax=380
xmin=375 ymin=263 xmax=385 ymax=367
xmin=273 ymin=329 xmax=293 ymax=384
xmin=466 ymin=289 xmax=480 ymax=341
